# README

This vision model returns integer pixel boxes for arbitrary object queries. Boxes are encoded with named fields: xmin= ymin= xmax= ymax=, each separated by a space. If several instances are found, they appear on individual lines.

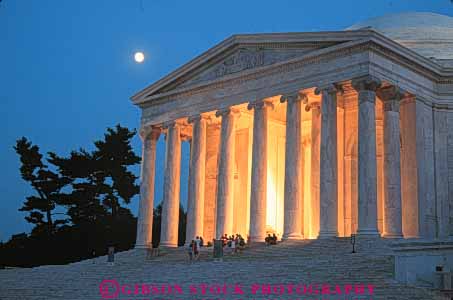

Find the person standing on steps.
xmin=187 ymin=241 xmax=194 ymax=263
xmin=272 ymin=233 xmax=278 ymax=245
xmin=192 ymin=239 xmax=199 ymax=261
xmin=195 ymin=236 xmax=201 ymax=259
xmin=265 ymin=234 xmax=272 ymax=245
xmin=195 ymin=236 xmax=201 ymax=250
xmin=231 ymin=238 xmax=237 ymax=255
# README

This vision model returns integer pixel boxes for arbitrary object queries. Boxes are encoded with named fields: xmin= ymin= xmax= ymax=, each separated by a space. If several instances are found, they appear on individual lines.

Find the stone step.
xmin=0 ymin=238 xmax=447 ymax=300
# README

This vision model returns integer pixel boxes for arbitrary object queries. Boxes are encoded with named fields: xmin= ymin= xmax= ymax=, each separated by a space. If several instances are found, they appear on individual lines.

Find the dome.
xmin=346 ymin=12 xmax=453 ymax=60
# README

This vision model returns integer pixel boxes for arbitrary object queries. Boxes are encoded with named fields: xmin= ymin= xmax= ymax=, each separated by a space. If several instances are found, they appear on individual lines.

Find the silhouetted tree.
xmin=48 ymin=149 xmax=108 ymax=225
xmin=14 ymin=138 xmax=71 ymax=236
xmin=49 ymin=125 xmax=140 ymax=226
xmin=6 ymin=125 xmax=141 ymax=267
xmin=48 ymin=125 xmax=140 ymax=249
xmin=93 ymin=125 xmax=141 ymax=219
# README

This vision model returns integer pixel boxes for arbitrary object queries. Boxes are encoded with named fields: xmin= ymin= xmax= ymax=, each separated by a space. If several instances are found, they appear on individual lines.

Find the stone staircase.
xmin=0 ymin=237 xmax=448 ymax=300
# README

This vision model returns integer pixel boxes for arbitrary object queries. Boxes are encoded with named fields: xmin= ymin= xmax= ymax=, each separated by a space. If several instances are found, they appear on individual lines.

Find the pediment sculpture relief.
xmin=176 ymin=46 xmax=322 ymax=89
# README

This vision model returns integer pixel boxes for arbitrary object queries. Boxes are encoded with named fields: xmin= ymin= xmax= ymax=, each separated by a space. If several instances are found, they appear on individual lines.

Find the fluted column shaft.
xmin=315 ymin=85 xmax=339 ymax=237
xmin=310 ymin=103 xmax=321 ymax=238
xmin=378 ymin=86 xmax=404 ymax=238
xmin=135 ymin=126 xmax=160 ymax=249
xmin=160 ymin=121 xmax=182 ymax=247
xmin=281 ymin=92 xmax=305 ymax=239
xmin=185 ymin=115 xmax=208 ymax=244
xmin=215 ymin=108 xmax=239 ymax=239
xmin=352 ymin=75 xmax=382 ymax=236
xmin=248 ymin=99 xmax=272 ymax=242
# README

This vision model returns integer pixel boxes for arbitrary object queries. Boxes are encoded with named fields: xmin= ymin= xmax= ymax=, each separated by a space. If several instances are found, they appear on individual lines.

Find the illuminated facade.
xmin=132 ymin=13 xmax=453 ymax=247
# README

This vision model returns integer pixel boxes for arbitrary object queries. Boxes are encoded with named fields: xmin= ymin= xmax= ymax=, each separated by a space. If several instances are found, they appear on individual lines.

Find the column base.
xmin=356 ymin=229 xmax=380 ymax=237
xmin=318 ymin=230 xmax=338 ymax=238
xmin=159 ymin=241 xmax=178 ymax=248
xmin=249 ymin=235 xmax=267 ymax=243
xmin=134 ymin=244 xmax=152 ymax=249
xmin=383 ymin=233 xmax=403 ymax=239
xmin=282 ymin=233 xmax=303 ymax=240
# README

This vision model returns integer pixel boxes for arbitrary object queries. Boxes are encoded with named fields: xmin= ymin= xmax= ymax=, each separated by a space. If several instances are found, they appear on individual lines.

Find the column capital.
xmin=377 ymin=86 xmax=406 ymax=101
xmin=162 ymin=119 xmax=184 ymax=130
xmin=215 ymin=107 xmax=241 ymax=118
xmin=247 ymin=98 xmax=274 ymax=111
xmin=377 ymin=86 xmax=406 ymax=113
xmin=314 ymin=83 xmax=343 ymax=96
xmin=280 ymin=91 xmax=308 ymax=104
xmin=139 ymin=125 xmax=161 ymax=141
xmin=188 ymin=114 xmax=210 ymax=124
xmin=351 ymin=75 xmax=382 ymax=92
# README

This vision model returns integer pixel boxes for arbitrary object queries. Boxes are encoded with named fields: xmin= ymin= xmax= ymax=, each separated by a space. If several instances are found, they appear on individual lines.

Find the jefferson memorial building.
xmin=131 ymin=12 xmax=453 ymax=248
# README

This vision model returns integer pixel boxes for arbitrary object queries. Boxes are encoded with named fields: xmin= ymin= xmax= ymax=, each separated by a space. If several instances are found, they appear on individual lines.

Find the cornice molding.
xmin=132 ymin=30 xmax=453 ymax=107
xmin=137 ymin=44 xmax=452 ymax=112
xmin=138 ymin=39 xmax=370 ymax=108
xmin=131 ymin=30 xmax=376 ymax=102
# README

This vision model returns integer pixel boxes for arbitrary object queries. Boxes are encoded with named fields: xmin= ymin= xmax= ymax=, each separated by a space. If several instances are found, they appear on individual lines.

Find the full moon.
xmin=134 ymin=52 xmax=145 ymax=63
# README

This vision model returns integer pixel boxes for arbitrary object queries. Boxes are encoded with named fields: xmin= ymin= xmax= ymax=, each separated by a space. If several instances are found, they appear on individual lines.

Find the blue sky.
xmin=1 ymin=0 xmax=452 ymax=241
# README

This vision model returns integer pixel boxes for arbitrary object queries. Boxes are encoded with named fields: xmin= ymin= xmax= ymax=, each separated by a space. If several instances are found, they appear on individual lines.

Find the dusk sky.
xmin=1 ymin=0 xmax=452 ymax=241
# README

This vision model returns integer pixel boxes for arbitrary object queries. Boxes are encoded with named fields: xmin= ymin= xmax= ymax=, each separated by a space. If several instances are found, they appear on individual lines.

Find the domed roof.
xmin=346 ymin=12 xmax=453 ymax=60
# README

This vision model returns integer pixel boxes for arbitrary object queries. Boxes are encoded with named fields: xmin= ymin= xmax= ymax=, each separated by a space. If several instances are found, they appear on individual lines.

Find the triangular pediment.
xmin=172 ymin=45 xmax=333 ymax=90
xmin=132 ymin=31 xmax=376 ymax=103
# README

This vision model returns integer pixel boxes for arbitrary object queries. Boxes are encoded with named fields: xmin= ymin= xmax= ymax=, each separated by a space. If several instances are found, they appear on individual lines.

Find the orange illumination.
xmin=266 ymin=125 xmax=286 ymax=236
xmin=266 ymin=171 xmax=278 ymax=232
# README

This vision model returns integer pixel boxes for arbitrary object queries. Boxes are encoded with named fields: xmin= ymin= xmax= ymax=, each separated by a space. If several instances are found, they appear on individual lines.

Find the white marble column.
xmin=280 ymin=92 xmax=305 ymax=239
xmin=135 ymin=126 xmax=160 ymax=249
xmin=248 ymin=99 xmax=273 ymax=242
xmin=433 ymin=106 xmax=450 ymax=239
xmin=309 ymin=102 xmax=321 ymax=238
xmin=160 ymin=121 xmax=182 ymax=247
xmin=352 ymin=75 xmax=382 ymax=237
xmin=215 ymin=107 xmax=239 ymax=239
xmin=378 ymin=86 xmax=404 ymax=238
xmin=185 ymin=115 xmax=208 ymax=245
xmin=315 ymin=84 xmax=340 ymax=238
